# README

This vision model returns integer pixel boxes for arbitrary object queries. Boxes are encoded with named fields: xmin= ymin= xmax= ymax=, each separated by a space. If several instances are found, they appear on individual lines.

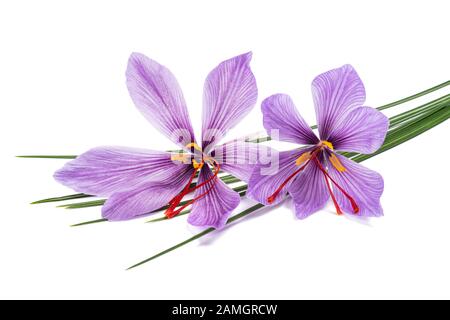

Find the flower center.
xmin=166 ymin=143 xmax=220 ymax=218
xmin=266 ymin=140 xmax=359 ymax=215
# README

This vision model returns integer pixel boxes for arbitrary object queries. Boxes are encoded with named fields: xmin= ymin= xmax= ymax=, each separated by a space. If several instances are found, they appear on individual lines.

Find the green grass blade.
xmin=127 ymin=203 xmax=264 ymax=270
xmin=389 ymin=94 xmax=450 ymax=127
xmin=70 ymin=219 xmax=107 ymax=227
xmin=352 ymin=106 xmax=449 ymax=163
xmin=31 ymin=193 xmax=92 ymax=204
xmin=377 ymin=80 xmax=450 ymax=110
xmin=59 ymin=199 xmax=106 ymax=209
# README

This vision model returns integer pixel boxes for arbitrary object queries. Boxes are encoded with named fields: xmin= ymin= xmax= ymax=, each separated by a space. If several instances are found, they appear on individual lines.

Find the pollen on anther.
xmin=329 ymin=153 xmax=346 ymax=172
xmin=295 ymin=152 xmax=311 ymax=166
xmin=321 ymin=140 xmax=334 ymax=150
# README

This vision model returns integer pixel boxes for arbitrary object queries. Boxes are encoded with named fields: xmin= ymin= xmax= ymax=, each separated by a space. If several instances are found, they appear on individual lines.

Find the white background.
xmin=1 ymin=0 xmax=449 ymax=299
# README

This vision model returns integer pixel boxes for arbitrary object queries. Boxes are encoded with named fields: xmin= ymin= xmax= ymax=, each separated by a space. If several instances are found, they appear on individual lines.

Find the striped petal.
xmin=247 ymin=148 xmax=313 ymax=206
xmin=312 ymin=64 xmax=366 ymax=140
xmin=329 ymin=106 xmax=389 ymax=154
xmin=262 ymin=94 xmax=318 ymax=145
xmin=126 ymin=52 xmax=196 ymax=147
xmin=54 ymin=146 xmax=184 ymax=197
xmin=327 ymin=153 xmax=384 ymax=217
xmin=102 ymin=165 xmax=194 ymax=221
xmin=202 ymin=52 xmax=257 ymax=149
xmin=188 ymin=166 xmax=240 ymax=229
xmin=288 ymin=159 xmax=329 ymax=219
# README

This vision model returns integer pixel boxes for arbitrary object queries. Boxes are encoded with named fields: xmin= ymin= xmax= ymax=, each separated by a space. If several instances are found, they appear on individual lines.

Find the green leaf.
xmin=389 ymin=94 xmax=449 ymax=127
xmin=377 ymin=80 xmax=450 ymax=111
xmin=70 ymin=219 xmax=107 ymax=227
xmin=59 ymin=199 xmax=106 ymax=209
xmin=31 ymin=193 xmax=91 ymax=204
xmin=352 ymin=106 xmax=449 ymax=163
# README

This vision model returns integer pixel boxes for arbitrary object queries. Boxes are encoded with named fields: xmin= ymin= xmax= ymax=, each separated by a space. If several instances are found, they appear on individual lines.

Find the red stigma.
xmin=266 ymin=157 xmax=312 ymax=204
xmin=266 ymin=145 xmax=359 ymax=216
xmin=164 ymin=159 xmax=220 ymax=219
xmin=313 ymin=157 xmax=359 ymax=215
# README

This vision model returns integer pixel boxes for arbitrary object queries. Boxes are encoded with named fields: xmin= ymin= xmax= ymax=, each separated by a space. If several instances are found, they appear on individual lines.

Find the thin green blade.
xmin=31 ymin=193 xmax=91 ymax=204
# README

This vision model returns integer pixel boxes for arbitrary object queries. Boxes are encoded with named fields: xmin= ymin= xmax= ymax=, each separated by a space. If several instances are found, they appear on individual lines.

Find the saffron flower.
xmin=247 ymin=65 xmax=389 ymax=218
xmin=55 ymin=52 xmax=265 ymax=229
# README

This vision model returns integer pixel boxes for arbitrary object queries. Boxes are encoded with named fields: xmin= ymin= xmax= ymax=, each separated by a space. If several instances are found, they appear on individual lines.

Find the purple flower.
xmin=55 ymin=52 xmax=266 ymax=229
xmin=247 ymin=65 xmax=389 ymax=219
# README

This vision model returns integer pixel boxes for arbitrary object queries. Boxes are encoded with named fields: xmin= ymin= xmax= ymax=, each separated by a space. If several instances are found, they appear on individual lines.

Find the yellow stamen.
xmin=192 ymin=159 xmax=204 ymax=169
xmin=186 ymin=143 xmax=204 ymax=168
xmin=295 ymin=152 xmax=311 ymax=166
xmin=172 ymin=143 xmax=206 ymax=168
xmin=321 ymin=140 xmax=334 ymax=150
xmin=171 ymin=153 xmax=190 ymax=163
xmin=329 ymin=153 xmax=346 ymax=172
xmin=185 ymin=142 xmax=202 ymax=152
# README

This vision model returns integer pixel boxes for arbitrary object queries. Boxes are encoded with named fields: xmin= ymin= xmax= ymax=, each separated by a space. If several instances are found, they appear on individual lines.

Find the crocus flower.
xmin=247 ymin=65 xmax=389 ymax=218
xmin=55 ymin=52 xmax=266 ymax=229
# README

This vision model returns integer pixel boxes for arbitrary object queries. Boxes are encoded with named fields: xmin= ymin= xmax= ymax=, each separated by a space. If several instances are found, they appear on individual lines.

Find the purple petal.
xmin=54 ymin=146 xmax=187 ymax=197
xmin=126 ymin=52 xmax=195 ymax=147
xmin=288 ymin=160 xmax=329 ymax=219
xmin=329 ymin=107 xmax=389 ymax=154
xmin=188 ymin=166 xmax=240 ymax=229
xmin=262 ymin=94 xmax=318 ymax=145
xmin=327 ymin=153 xmax=384 ymax=217
xmin=102 ymin=166 xmax=194 ymax=221
xmin=247 ymin=148 xmax=313 ymax=206
xmin=211 ymin=140 xmax=273 ymax=182
xmin=312 ymin=64 xmax=366 ymax=140
xmin=202 ymin=52 xmax=257 ymax=149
